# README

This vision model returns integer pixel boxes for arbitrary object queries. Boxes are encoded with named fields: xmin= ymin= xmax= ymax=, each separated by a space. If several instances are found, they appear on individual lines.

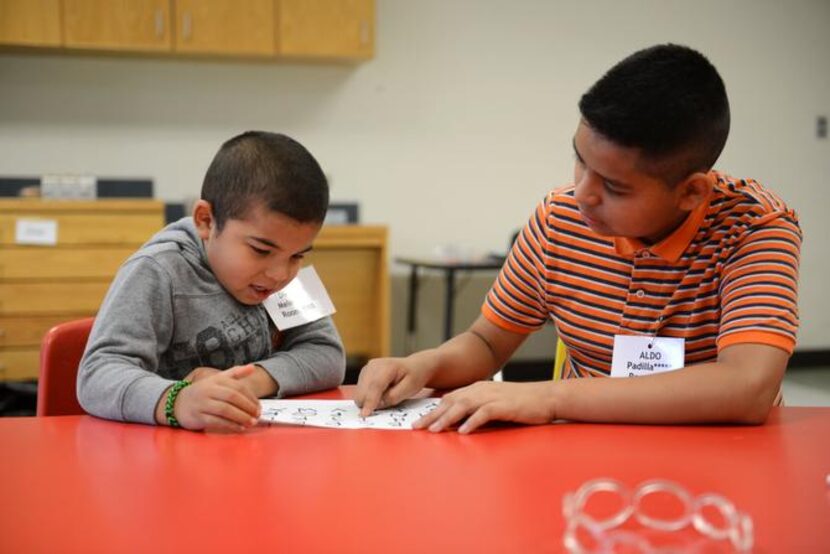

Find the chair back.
xmin=37 ymin=317 xmax=94 ymax=416
xmin=552 ymin=337 xmax=567 ymax=380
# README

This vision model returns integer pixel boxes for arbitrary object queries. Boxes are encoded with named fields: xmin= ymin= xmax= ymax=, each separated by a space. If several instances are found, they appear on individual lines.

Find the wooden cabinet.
xmin=308 ymin=225 xmax=388 ymax=361
xmin=174 ymin=0 xmax=275 ymax=57
xmin=0 ymin=0 xmax=374 ymax=60
xmin=278 ymin=0 xmax=374 ymax=60
xmin=63 ymin=0 xmax=171 ymax=52
xmin=0 ymin=0 xmax=62 ymax=47
xmin=0 ymin=199 xmax=165 ymax=382
xmin=0 ymin=206 xmax=386 ymax=381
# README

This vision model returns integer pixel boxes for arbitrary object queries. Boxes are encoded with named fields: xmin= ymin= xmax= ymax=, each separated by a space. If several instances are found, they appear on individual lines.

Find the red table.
xmin=1 ymin=387 xmax=829 ymax=553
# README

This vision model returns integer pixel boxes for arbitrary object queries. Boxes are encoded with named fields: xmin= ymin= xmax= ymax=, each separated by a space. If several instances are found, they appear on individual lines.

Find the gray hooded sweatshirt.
xmin=77 ymin=217 xmax=346 ymax=424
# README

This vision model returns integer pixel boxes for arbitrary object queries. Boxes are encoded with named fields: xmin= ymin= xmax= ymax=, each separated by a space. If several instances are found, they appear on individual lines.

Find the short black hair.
xmin=578 ymin=44 xmax=730 ymax=184
xmin=201 ymin=131 xmax=329 ymax=230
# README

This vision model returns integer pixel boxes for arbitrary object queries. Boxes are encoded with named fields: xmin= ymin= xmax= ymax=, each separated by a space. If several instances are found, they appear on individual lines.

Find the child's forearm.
xmin=552 ymin=350 xmax=785 ymax=425
xmin=254 ymin=316 xmax=345 ymax=397
xmin=423 ymin=333 xmax=501 ymax=389
xmin=424 ymin=316 xmax=527 ymax=390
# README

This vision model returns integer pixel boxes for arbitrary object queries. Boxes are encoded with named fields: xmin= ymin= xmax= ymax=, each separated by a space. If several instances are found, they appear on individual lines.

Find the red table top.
xmin=1 ymin=387 xmax=829 ymax=553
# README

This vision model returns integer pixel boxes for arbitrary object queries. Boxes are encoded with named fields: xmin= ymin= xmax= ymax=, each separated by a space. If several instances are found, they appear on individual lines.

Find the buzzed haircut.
xmin=578 ymin=44 xmax=730 ymax=184
xmin=201 ymin=131 xmax=329 ymax=230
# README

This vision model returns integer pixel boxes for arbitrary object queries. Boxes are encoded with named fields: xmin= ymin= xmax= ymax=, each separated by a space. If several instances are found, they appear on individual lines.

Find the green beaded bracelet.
xmin=165 ymin=380 xmax=191 ymax=428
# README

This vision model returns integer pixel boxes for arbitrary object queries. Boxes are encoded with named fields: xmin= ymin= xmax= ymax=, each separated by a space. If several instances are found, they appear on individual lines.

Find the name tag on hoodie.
xmin=263 ymin=266 xmax=336 ymax=330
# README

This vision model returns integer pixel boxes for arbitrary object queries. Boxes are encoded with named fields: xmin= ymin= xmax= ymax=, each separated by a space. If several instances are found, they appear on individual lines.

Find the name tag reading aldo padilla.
xmin=610 ymin=335 xmax=685 ymax=378
xmin=263 ymin=266 xmax=336 ymax=330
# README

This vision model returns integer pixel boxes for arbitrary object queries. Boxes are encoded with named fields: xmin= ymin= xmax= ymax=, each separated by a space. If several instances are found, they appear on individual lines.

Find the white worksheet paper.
xmin=259 ymin=398 xmax=441 ymax=430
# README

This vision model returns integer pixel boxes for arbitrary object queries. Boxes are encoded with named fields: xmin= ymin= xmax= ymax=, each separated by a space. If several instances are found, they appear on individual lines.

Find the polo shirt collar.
xmin=613 ymin=186 xmax=713 ymax=263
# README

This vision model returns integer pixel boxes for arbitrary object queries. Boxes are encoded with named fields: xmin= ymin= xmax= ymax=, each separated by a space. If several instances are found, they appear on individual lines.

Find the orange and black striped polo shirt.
xmin=482 ymin=171 xmax=801 ymax=378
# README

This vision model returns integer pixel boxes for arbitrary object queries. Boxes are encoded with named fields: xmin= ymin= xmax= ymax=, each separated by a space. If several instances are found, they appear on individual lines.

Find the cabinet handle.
xmin=155 ymin=8 xmax=164 ymax=38
xmin=359 ymin=20 xmax=370 ymax=45
xmin=182 ymin=12 xmax=192 ymax=41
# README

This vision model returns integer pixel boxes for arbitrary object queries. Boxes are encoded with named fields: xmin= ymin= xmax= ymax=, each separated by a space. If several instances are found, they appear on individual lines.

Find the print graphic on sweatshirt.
xmin=160 ymin=312 xmax=268 ymax=375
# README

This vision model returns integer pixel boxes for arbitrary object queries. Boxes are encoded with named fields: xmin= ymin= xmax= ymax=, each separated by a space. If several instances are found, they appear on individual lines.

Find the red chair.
xmin=37 ymin=317 xmax=94 ymax=416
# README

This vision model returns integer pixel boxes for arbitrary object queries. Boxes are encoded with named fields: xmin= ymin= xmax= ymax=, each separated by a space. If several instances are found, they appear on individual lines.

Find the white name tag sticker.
xmin=263 ymin=266 xmax=336 ymax=330
xmin=15 ymin=218 xmax=58 ymax=246
xmin=610 ymin=335 xmax=685 ymax=378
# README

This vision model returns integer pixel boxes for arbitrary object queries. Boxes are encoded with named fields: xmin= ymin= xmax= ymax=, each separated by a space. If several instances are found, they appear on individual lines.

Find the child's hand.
xmin=174 ymin=365 xmax=261 ymax=432
xmin=184 ymin=366 xmax=221 ymax=383
xmin=412 ymin=381 xmax=556 ymax=434
xmin=354 ymin=357 xmax=433 ymax=417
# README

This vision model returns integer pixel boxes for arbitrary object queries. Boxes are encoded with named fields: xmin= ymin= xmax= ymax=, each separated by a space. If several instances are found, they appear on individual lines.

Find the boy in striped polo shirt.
xmin=355 ymin=44 xmax=801 ymax=431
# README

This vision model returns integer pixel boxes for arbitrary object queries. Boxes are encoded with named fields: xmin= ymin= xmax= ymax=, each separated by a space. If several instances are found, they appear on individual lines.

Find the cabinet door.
xmin=63 ymin=0 xmax=171 ymax=52
xmin=0 ymin=0 xmax=62 ymax=47
xmin=278 ymin=0 xmax=374 ymax=60
xmin=309 ymin=226 xmax=389 ymax=359
xmin=174 ymin=0 xmax=275 ymax=56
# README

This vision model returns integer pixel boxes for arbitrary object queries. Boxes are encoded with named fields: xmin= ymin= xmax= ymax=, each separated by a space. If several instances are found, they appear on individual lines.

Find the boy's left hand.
xmin=185 ymin=367 xmax=221 ymax=382
xmin=413 ymin=381 xmax=557 ymax=434
xmin=164 ymin=365 xmax=261 ymax=432
xmin=183 ymin=365 xmax=277 ymax=397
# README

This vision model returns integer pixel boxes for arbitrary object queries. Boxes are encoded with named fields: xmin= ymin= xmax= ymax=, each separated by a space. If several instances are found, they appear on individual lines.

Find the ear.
xmin=675 ymin=172 xmax=713 ymax=211
xmin=192 ymin=200 xmax=215 ymax=240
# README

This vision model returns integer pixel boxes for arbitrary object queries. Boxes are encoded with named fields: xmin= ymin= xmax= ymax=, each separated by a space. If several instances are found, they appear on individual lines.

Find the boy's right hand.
xmin=354 ymin=357 xmax=432 ymax=417
xmin=172 ymin=364 xmax=261 ymax=432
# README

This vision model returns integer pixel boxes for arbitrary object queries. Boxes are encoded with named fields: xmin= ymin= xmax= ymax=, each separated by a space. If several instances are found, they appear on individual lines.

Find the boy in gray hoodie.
xmin=78 ymin=131 xmax=346 ymax=432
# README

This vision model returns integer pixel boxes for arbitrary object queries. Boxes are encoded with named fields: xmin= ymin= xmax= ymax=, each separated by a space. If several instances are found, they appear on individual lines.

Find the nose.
xmin=264 ymin=261 xmax=292 ymax=284
xmin=574 ymin=168 xmax=601 ymax=208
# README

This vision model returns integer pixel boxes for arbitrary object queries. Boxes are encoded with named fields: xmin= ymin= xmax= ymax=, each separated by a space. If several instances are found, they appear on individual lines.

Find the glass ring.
xmin=632 ymin=479 xmax=693 ymax=532
xmin=564 ymin=478 xmax=634 ymax=532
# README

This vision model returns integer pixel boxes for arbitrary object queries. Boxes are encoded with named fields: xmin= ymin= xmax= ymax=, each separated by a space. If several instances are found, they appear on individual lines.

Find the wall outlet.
xmin=818 ymin=116 xmax=827 ymax=139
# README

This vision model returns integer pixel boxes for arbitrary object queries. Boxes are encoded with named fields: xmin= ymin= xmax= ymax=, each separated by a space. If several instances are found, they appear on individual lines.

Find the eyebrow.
xmin=250 ymin=236 xmax=314 ymax=255
xmin=572 ymin=138 xmax=631 ymax=190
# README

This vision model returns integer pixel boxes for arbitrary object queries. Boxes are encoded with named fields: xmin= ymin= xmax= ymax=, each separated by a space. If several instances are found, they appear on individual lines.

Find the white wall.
xmin=1 ymin=0 xmax=828 ymax=350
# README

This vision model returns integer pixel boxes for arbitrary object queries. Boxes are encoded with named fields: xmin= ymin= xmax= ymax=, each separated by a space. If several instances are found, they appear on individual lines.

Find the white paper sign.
xmin=41 ymin=174 xmax=97 ymax=199
xmin=15 ymin=218 xmax=58 ymax=246
xmin=259 ymin=398 xmax=441 ymax=430
xmin=262 ymin=266 xmax=336 ymax=330
xmin=610 ymin=335 xmax=685 ymax=378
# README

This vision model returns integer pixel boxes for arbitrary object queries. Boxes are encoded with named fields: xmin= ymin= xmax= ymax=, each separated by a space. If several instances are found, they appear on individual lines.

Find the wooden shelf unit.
xmin=0 ymin=199 xmax=165 ymax=381
xmin=0 ymin=203 xmax=387 ymax=381
xmin=309 ymin=224 xmax=389 ymax=362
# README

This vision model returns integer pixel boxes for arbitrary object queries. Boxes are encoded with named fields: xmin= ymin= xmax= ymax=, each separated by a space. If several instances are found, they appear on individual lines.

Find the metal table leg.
xmin=405 ymin=264 xmax=419 ymax=353
xmin=443 ymin=267 xmax=456 ymax=341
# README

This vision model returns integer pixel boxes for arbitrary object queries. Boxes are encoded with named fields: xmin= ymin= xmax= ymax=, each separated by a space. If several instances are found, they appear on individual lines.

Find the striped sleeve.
xmin=482 ymin=196 xmax=552 ymax=334
xmin=717 ymin=212 xmax=802 ymax=354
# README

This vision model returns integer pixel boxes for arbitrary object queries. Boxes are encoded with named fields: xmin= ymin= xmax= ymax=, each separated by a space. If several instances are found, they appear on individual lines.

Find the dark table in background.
xmin=396 ymin=256 xmax=504 ymax=350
